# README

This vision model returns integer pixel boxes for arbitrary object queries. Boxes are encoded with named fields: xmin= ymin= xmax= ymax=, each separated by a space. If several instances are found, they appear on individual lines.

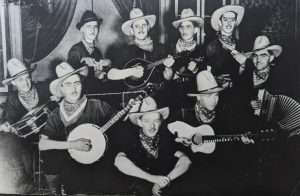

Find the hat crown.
xmin=253 ymin=35 xmax=271 ymax=51
xmin=130 ymin=8 xmax=145 ymax=20
xmin=7 ymin=58 xmax=28 ymax=77
xmin=196 ymin=71 xmax=218 ymax=92
xmin=80 ymin=10 xmax=99 ymax=23
xmin=139 ymin=97 xmax=158 ymax=113
xmin=55 ymin=62 xmax=76 ymax=78
xmin=180 ymin=8 xmax=196 ymax=19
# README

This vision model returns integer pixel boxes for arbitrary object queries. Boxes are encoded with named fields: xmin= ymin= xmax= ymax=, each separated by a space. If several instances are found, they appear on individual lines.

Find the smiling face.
xmin=252 ymin=49 xmax=274 ymax=71
xmin=179 ymin=21 xmax=198 ymax=42
xmin=81 ymin=21 xmax=99 ymax=44
xmin=196 ymin=92 xmax=219 ymax=111
xmin=218 ymin=11 xmax=237 ymax=35
xmin=61 ymin=74 xmax=82 ymax=103
xmin=131 ymin=19 xmax=150 ymax=41
xmin=12 ymin=73 xmax=32 ymax=93
xmin=138 ymin=112 xmax=162 ymax=138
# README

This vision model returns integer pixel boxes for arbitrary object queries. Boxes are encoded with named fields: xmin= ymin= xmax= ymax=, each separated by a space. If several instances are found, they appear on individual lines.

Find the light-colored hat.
xmin=245 ymin=35 xmax=282 ymax=58
xmin=50 ymin=62 xmax=88 ymax=98
xmin=172 ymin=8 xmax=204 ymax=28
xmin=121 ymin=8 xmax=156 ymax=36
xmin=211 ymin=5 xmax=244 ymax=31
xmin=129 ymin=97 xmax=169 ymax=126
xmin=187 ymin=70 xmax=224 ymax=97
xmin=2 ymin=58 xmax=37 ymax=85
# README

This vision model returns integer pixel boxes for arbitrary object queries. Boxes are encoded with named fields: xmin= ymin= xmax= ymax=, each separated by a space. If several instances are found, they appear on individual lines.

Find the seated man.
xmin=114 ymin=97 xmax=191 ymax=196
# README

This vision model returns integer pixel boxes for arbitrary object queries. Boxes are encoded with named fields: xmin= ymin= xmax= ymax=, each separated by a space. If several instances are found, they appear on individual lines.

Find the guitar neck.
xmin=146 ymin=58 xmax=168 ymax=69
xmin=202 ymin=133 xmax=256 ymax=143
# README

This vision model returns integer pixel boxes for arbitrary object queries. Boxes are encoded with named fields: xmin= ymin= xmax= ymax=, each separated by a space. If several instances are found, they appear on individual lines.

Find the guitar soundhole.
xmin=192 ymin=133 xmax=203 ymax=146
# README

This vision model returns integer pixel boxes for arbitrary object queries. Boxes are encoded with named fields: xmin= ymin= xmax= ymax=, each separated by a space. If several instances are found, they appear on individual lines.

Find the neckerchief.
xmin=60 ymin=96 xmax=87 ymax=127
xmin=253 ymin=66 xmax=271 ymax=88
xmin=176 ymin=38 xmax=196 ymax=53
xmin=18 ymin=85 xmax=39 ymax=111
xmin=82 ymin=39 xmax=95 ymax=55
xmin=139 ymin=129 xmax=159 ymax=159
xmin=195 ymin=100 xmax=216 ymax=124
xmin=217 ymin=31 xmax=236 ymax=49
xmin=135 ymin=37 xmax=153 ymax=52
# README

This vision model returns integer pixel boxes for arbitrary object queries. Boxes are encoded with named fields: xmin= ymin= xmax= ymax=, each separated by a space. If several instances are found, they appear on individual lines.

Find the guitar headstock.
xmin=142 ymin=84 xmax=155 ymax=97
xmin=257 ymin=129 xmax=278 ymax=142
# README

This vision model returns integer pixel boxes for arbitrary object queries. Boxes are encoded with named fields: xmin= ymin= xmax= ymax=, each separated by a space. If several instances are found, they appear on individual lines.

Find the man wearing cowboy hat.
xmin=39 ymin=62 xmax=131 ymax=194
xmin=67 ymin=10 xmax=112 ymax=94
xmin=206 ymin=5 xmax=247 ymax=85
xmin=114 ymin=96 xmax=191 ymax=196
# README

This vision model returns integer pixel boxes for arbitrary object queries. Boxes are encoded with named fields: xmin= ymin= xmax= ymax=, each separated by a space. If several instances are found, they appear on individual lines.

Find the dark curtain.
xmin=22 ymin=0 xmax=77 ymax=63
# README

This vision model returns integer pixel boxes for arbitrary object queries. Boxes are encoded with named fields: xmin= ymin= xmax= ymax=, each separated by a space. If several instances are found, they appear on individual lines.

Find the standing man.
xmin=114 ymin=97 xmax=191 ymax=196
xmin=67 ymin=10 xmax=111 ymax=93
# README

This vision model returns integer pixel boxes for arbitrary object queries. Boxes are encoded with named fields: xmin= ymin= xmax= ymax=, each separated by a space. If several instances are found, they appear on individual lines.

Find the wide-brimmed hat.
xmin=2 ymin=58 xmax=37 ymax=85
xmin=188 ymin=70 xmax=224 ymax=97
xmin=172 ymin=8 xmax=204 ymax=28
xmin=244 ymin=35 xmax=282 ymax=58
xmin=121 ymin=8 xmax=156 ymax=36
xmin=76 ymin=10 xmax=103 ymax=30
xmin=129 ymin=97 xmax=169 ymax=126
xmin=211 ymin=5 xmax=244 ymax=31
xmin=50 ymin=62 xmax=88 ymax=98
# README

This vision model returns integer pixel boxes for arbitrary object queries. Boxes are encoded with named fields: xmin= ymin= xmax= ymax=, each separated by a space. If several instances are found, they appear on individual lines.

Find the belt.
xmin=175 ymin=77 xmax=191 ymax=83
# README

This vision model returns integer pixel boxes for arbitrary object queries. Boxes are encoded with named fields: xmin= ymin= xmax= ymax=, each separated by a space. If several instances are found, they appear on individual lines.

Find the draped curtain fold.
xmin=22 ymin=0 xmax=77 ymax=63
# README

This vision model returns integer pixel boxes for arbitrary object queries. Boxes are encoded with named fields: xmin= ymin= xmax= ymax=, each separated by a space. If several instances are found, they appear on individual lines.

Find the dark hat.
xmin=76 ymin=10 xmax=103 ymax=30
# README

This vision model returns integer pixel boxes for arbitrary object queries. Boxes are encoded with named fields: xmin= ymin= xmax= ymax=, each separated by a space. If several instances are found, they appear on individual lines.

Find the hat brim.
xmin=245 ymin=45 xmax=283 ymax=59
xmin=172 ymin=16 xmax=204 ymax=28
xmin=121 ymin=15 xmax=156 ymax=36
xmin=76 ymin=18 xmax=103 ymax=30
xmin=50 ymin=66 xmax=88 ymax=98
xmin=2 ymin=64 xmax=37 ymax=86
xmin=187 ymin=86 xmax=224 ymax=97
xmin=129 ymin=107 xmax=170 ymax=126
xmin=211 ymin=5 xmax=244 ymax=31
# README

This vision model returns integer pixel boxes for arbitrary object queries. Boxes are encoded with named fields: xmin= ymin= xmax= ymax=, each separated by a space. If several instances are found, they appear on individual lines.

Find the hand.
xmin=70 ymin=138 xmax=92 ymax=151
xmin=187 ymin=61 xmax=198 ymax=73
xmin=150 ymin=175 xmax=170 ymax=188
xmin=50 ymin=95 xmax=61 ymax=103
xmin=175 ymin=137 xmax=192 ymax=146
xmin=130 ymin=66 xmax=144 ymax=78
xmin=152 ymin=183 xmax=162 ymax=196
xmin=216 ymin=74 xmax=232 ymax=85
xmin=251 ymin=99 xmax=262 ymax=110
xmin=0 ymin=121 xmax=15 ymax=133
xmin=231 ymin=50 xmax=247 ymax=65
xmin=241 ymin=134 xmax=255 ymax=144
xmin=128 ymin=98 xmax=141 ymax=113
xmin=98 ymin=59 xmax=111 ymax=70
xmin=163 ymin=55 xmax=175 ymax=68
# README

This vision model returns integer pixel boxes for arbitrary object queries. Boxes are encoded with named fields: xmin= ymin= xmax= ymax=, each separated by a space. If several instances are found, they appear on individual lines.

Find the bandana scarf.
xmin=253 ymin=66 xmax=271 ymax=88
xmin=195 ymin=100 xmax=216 ymax=124
xmin=135 ymin=37 xmax=153 ymax=52
xmin=139 ymin=129 xmax=159 ymax=159
xmin=176 ymin=38 xmax=197 ymax=53
xmin=18 ymin=86 xmax=39 ymax=111
xmin=217 ymin=31 xmax=236 ymax=50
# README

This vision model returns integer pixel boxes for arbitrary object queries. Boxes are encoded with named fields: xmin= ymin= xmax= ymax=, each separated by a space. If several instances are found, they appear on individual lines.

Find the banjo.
xmin=67 ymin=85 xmax=154 ymax=164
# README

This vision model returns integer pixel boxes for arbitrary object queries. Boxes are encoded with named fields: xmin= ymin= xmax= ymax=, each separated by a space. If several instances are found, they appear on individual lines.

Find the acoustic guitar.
xmin=168 ymin=121 xmax=278 ymax=154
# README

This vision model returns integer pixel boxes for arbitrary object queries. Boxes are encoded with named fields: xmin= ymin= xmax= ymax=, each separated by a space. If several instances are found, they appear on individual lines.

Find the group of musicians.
xmin=0 ymin=4 xmax=300 ymax=195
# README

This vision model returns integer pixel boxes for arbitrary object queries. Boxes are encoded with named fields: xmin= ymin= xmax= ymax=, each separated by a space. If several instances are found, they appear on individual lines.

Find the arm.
xmin=166 ymin=151 xmax=191 ymax=181
xmin=163 ymin=67 xmax=174 ymax=81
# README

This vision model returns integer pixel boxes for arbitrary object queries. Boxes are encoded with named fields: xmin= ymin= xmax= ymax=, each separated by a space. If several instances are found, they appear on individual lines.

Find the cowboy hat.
xmin=121 ymin=8 xmax=156 ymax=36
xmin=2 ymin=58 xmax=37 ymax=85
xmin=50 ymin=62 xmax=88 ymax=98
xmin=211 ymin=5 xmax=244 ymax=31
xmin=172 ymin=8 xmax=204 ymax=28
xmin=76 ymin=10 xmax=103 ymax=30
xmin=244 ymin=35 xmax=282 ymax=58
xmin=129 ymin=97 xmax=169 ymax=126
xmin=187 ymin=70 xmax=224 ymax=97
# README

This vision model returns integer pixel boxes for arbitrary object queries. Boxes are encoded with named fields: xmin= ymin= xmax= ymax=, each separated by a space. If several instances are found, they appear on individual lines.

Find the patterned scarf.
xmin=135 ymin=37 xmax=153 ymax=52
xmin=18 ymin=86 xmax=39 ymax=111
xmin=217 ymin=31 xmax=236 ymax=49
xmin=195 ymin=100 xmax=216 ymax=124
xmin=176 ymin=38 xmax=197 ymax=53
xmin=139 ymin=129 xmax=159 ymax=159
xmin=253 ymin=66 xmax=271 ymax=88
xmin=62 ymin=95 xmax=87 ymax=117
xmin=82 ymin=39 xmax=95 ymax=55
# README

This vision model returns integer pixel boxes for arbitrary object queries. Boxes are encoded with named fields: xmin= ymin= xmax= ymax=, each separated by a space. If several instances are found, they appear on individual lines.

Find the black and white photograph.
xmin=0 ymin=0 xmax=300 ymax=195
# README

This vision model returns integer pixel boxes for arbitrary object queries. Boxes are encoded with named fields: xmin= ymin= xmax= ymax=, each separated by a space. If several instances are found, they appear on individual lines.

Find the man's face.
xmin=132 ymin=19 xmax=149 ymax=40
xmin=252 ymin=50 xmax=273 ymax=71
xmin=61 ymin=74 xmax=82 ymax=103
xmin=179 ymin=21 xmax=197 ymax=42
xmin=12 ymin=73 xmax=32 ymax=93
xmin=219 ymin=11 xmax=237 ymax=35
xmin=197 ymin=92 xmax=219 ymax=111
xmin=81 ymin=21 xmax=99 ymax=44
xmin=138 ymin=112 xmax=162 ymax=138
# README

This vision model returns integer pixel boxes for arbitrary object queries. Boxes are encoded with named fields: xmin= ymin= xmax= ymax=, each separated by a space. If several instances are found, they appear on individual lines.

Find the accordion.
xmin=254 ymin=89 xmax=277 ymax=122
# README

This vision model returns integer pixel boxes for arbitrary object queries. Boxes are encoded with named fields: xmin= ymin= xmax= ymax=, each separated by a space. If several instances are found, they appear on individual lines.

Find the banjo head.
xmin=67 ymin=123 xmax=106 ymax=164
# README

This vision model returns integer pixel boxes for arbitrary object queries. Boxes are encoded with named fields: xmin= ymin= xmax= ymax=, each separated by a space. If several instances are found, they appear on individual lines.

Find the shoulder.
xmin=69 ymin=41 xmax=83 ymax=51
